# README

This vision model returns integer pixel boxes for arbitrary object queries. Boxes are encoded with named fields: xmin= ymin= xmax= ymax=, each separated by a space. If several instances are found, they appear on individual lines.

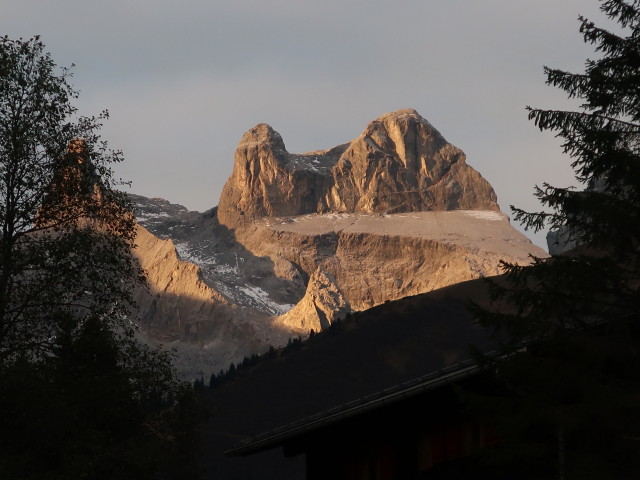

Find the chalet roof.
xmin=225 ymin=358 xmax=484 ymax=456
xmin=197 ymin=275 xmax=504 ymax=478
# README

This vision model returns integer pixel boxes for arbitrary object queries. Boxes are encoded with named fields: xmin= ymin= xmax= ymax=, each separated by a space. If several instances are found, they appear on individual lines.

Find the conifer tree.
xmin=472 ymin=2 xmax=640 ymax=478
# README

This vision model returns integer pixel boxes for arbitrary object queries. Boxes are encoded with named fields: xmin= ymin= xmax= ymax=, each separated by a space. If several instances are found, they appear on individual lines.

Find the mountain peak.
xmin=217 ymin=109 xmax=498 ymax=229
xmin=363 ymin=108 xmax=437 ymax=137
xmin=372 ymin=108 xmax=424 ymax=125
xmin=238 ymin=123 xmax=286 ymax=150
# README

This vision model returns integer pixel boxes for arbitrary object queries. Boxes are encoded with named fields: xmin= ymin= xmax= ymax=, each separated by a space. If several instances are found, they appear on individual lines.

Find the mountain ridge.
xmin=128 ymin=109 xmax=546 ymax=379
xmin=218 ymin=108 xmax=499 ymax=230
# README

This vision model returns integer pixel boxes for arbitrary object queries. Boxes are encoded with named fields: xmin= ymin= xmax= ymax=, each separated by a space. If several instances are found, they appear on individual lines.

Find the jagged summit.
xmin=217 ymin=109 xmax=499 ymax=229
xmin=237 ymin=123 xmax=287 ymax=153
xmin=128 ymin=111 xmax=547 ymax=379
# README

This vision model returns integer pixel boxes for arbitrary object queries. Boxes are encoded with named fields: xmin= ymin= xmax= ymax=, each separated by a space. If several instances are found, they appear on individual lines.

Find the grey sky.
xmin=2 ymin=1 xmax=610 ymax=249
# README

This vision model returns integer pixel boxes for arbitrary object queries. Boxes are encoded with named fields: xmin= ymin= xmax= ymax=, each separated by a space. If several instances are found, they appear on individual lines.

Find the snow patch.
xmin=463 ymin=211 xmax=504 ymax=221
xmin=237 ymin=285 xmax=294 ymax=315
xmin=213 ymin=264 xmax=239 ymax=275
xmin=174 ymin=242 xmax=216 ymax=266
xmin=136 ymin=211 xmax=171 ymax=221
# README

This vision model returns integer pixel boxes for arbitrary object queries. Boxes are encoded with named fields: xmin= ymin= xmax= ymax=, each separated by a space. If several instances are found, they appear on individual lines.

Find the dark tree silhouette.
xmin=0 ymin=36 xmax=202 ymax=479
xmin=0 ymin=35 xmax=141 ymax=363
xmin=471 ymin=2 xmax=640 ymax=478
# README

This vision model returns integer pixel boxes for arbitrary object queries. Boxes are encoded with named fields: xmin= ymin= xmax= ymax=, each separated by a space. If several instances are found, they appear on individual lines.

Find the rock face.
xmin=275 ymin=268 xmax=351 ymax=334
xmin=217 ymin=109 xmax=498 ymax=230
xmin=130 ymin=109 xmax=547 ymax=380
xmin=239 ymin=210 xmax=546 ymax=317
xmin=546 ymin=228 xmax=577 ymax=255
xmin=130 ymin=218 xmax=292 ymax=379
xmin=133 ymin=223 xmax=227 ymax=333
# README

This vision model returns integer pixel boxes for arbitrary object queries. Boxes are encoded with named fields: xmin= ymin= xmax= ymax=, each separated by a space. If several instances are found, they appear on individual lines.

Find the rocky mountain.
xmin=217 ymin=108 xmax=498 ymax=230
xmin=129 ymin=109 xmax=547 ymax=379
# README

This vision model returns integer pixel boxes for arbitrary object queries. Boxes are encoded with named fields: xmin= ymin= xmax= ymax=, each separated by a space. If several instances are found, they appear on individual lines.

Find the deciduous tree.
xmin=0 ymin=35 xmax=140 ymax=362
xmin=0 ymin=36 xmax=202 ymax=479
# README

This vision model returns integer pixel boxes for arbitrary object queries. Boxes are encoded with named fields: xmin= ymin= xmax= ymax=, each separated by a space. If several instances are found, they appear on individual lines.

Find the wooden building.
xmin=226 ymin=361 xmax=499 ymax=479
